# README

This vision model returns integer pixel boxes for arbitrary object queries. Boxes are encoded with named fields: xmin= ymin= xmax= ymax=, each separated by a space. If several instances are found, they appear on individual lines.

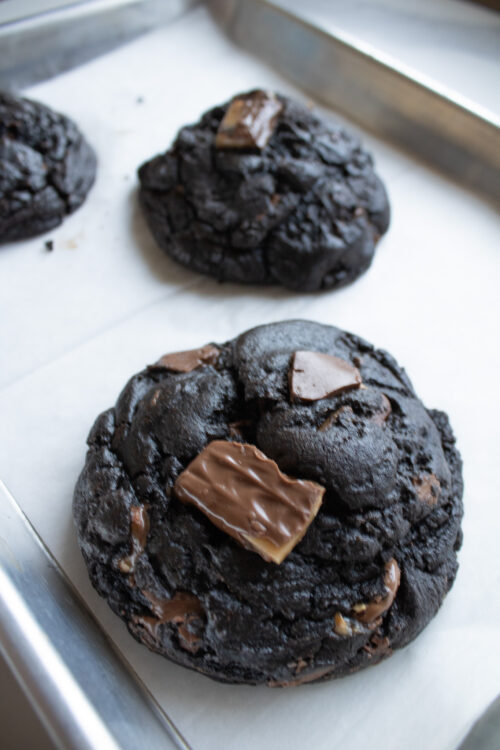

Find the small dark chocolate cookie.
xmin=138 ymin=90 xmax=390 ymax=292
xmin=0 ymin=92 xmax=96 ymax=243
xmin=73 ymin=321 xmax=463 ymax=686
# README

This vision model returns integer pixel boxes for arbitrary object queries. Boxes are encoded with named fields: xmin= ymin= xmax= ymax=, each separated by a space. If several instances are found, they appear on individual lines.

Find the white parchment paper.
xmin=1 ymin=7 xmax=499 ymax=750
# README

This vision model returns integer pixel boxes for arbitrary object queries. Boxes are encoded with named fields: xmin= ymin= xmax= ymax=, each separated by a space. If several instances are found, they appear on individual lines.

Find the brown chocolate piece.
xmin=174 ymin=440 xmax=325 ymax=564
xmin=268 ymin=665 xmax=335 ymax=688
xmin=290 ymin=350 xmax=362 ymax=403
xmin=118 ymin=505 xmax=149 ymax=574
xmin=134 ymin=591 xmax=205 ymax=653
xmin=154 ymin=344 xmax=219 ymax=373
xmin=352 ymin=558 xmax=401 ymax=624
xmin=413 ymin=473 xmax=440 ymax=506
xmin=215 ymin=90 xmax=283 ymax=150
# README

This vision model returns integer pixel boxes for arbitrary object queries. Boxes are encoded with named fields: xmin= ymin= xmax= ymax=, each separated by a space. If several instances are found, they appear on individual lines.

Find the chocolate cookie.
xmin=138 ymin=90 xmax=390 ymax=291
xmin=73 ymin=320 xmax=463 ymax=686
xmin=0 ymin=92 xmax=96 ymax=243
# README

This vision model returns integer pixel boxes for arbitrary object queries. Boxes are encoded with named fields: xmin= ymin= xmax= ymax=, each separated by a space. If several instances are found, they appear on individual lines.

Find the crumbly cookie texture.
xmin=138 ymin=90 xmax=390 ymax=291
xmin=0 ymin=92 xmax=96 ymax=243
xmin=73 ymin=320 xmax=463 ymax=686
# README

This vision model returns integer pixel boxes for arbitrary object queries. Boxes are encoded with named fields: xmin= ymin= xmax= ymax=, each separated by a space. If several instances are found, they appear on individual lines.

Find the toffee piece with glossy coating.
xmin=74 ymin=320 xmax=463 ymax=687
xmin=215 ymin=90 xmax=283 ymax=150
xmin=138 ymin=90 xmax=390 ymax=292
xmin=0 ymin=91 xmax=96 ymax=244
xmin=174 ymin=440 xmax=324 ymax=563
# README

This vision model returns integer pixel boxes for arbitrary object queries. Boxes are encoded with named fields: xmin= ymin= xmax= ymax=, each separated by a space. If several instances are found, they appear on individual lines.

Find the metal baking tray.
xmin=208 ymin=0 xmax=500 ymax=204
xmin=0 ymin=2 xmax=499 ymax=748
xmin=1 ymin=0 xmax=498 ymax=202
xmin=0 ymin=481 xmax=190 ymax=750
xmin=0 ymin=0 xmax=195 ymax=89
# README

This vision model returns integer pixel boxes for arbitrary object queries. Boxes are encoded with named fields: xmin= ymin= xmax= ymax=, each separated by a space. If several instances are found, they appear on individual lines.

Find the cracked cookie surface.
xmin=73 ymin=320 xmax=463 ymax=686
xmin=0 ymin=92 xmax=96 ymax=243
xmin=138 ymin=90 xmax=390 ymax=292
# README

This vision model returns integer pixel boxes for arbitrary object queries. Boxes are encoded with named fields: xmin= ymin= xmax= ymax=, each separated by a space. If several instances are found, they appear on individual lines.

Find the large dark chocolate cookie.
xmin=0 ymin=92 xmax=96 ymax=243
xmin=138 ymin=90 xmax=390 ymax=291
xmin=73 ymin=321 xmax=463 ymax=686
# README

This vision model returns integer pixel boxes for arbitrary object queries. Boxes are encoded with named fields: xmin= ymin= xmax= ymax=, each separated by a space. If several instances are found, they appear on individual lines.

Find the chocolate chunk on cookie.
xmin=138 ymin=90 xmax=390 ymax=291
xmin=215 ymin=90 xmax=283 ymax=150
xmin=290 ymin=350 xmax=362 ymax=401
xmin=174 ymin=440 xmax=324 ymax=563
xmin=0 ymin=92 xmax=96 ymax=243
xmin=74 ymin=320 xmax=463 ymax=686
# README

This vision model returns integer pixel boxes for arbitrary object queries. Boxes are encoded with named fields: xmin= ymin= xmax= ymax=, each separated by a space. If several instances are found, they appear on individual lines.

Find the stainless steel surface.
xmin=458 ymin=695 xmax=500 ymax=750
xmin=0 ymin=652 xmax=56 ymax=750
xmin=0 ymin=1 xmax=91 ymax=25
xmin=209 ymin=0 xmax=500 ymax=204
xmin=0 ymin=481 xmax=191 ymax=750
xmin=0 ymin=0 xmax=195 ymax=89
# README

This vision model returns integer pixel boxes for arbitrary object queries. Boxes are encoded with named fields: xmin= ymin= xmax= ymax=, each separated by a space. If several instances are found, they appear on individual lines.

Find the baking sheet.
xmin=271 ymin=0 xmax=500 ymax=117
xmin=0 ymin=6 xmax=499 ymax=749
